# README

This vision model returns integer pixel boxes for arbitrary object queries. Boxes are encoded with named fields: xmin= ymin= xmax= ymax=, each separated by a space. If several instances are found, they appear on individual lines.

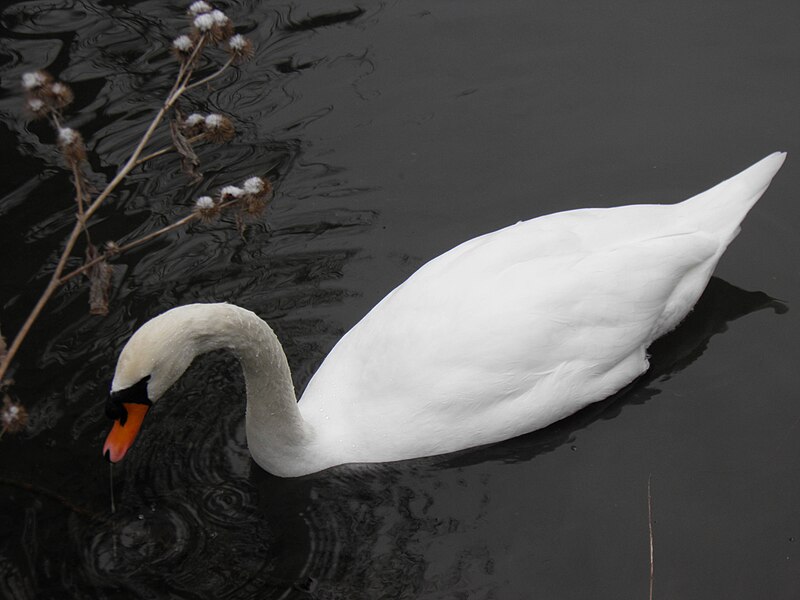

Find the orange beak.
xmin=103 ymin=403 xmax=150 ymax=462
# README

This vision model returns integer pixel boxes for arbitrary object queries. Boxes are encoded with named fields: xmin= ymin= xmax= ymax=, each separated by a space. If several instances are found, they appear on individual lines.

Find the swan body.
xmin=105 ymin=153 xmax=786 ymax=476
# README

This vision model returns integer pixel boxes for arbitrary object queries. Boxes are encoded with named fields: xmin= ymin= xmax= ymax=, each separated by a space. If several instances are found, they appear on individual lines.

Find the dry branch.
xmin=0 ymin=2 xmax=264 ymax=422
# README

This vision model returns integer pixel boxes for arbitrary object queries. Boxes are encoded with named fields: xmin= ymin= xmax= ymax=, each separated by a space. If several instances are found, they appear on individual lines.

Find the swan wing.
xmin=300 ymin=213 xmax=718 ymax=460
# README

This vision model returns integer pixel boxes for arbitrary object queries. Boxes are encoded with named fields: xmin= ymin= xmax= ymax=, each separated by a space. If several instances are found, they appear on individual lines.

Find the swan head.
xmin=102 ymin=305 xmax=215 ymax=463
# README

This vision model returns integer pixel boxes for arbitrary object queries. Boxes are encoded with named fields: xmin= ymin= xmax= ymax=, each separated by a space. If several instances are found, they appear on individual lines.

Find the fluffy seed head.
xmin=188 ymin=1 xmax=212 ymax=15
xmin=1 ymin=396 xmax=28 ymax=434
xmin=205 ymin=113 xmax=223 ymax=128
xmin=193 ymin=12 xmax=215 ymax=31
xmin=195 ymin=195 xmax=214 ymax=209
xmin=207 ymin=10 xmax=234 ymax=43
xmin=58 ymin=127 xmax=78 ymax=146
xmin=210 ymin=9 xmax=228 ymax=24
xmin=220 ymin=185 xmax=244 ymax=200
xmin=21 ymin=71 xmax=50 ymax=91
xmin=242 ymin=176 xmax=265 ymax=195
xmin=48 ymin=81 xmax=74 ymax=108
xmin=57 ymin=127 xmax=86 ymax=164
xmin=229 ymin=34 xmax=246 ymax=50
xmin=194 ymin=195 xmax=221 ymax=220
xmin=227 ymin=34 xmax=254 ymax=63
xmin=26 ymin=97 xmax=48 ymax=118
xmin=240 ymin=177 xmax=272 ymax=216
xmin=185 ymin=113 xmax=205 ymax=126
xmin=182 ymin=112 xmax=206 ymax=135
xmin=173 ymin=35 xmax=193 ymax=52
xmin=204 ymin=113 xmax=235 ymax=142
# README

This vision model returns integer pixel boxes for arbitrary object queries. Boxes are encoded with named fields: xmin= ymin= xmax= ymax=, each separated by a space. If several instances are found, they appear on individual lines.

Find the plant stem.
xmin=184 ymin=56 xmax=234 ymax=92
xmin=134 ymin=133 xmax=207 ymax=167
xmin=0 ymin=38 xmax=213 ymax=385
xmin=57 ymin=198 xmax=239 ymax=286
xmin=648 ymin=474 xmax=654 ymax=600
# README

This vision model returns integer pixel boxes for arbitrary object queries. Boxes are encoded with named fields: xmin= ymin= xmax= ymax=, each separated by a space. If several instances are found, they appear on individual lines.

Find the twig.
xmin=0 ymin=14 xmax=254 ymax=395
xmin=184 ymin=56 xmax=234 ymax=92
xmin=0 ymin=34 xmax=226 ymax=384
xmin=57 ymin=199 xmax=239 ymax=286
xmin=134 ymin=133 xmax=207 ymax=167
xmin=648 ymin=474 xmax=654 ymax=600
xmin=0 ymin=99 xmax=176 ymax=383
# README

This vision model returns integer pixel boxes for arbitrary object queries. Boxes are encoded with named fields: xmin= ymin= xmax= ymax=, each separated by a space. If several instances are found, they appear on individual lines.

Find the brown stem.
xmin=57 ymin=198 xmax=239 ymax=286
xmin=0 ymin=264 xmax=68 ymax=383
xmin=0 ymin=48 xmax=201 ymax=384
xmin=57 ymin=213 xmax=197 ymax=286
xmin=183 ymin=56 xmax=234 ymax=92
xmin=170 ymin=36 xmax=207 ymax=96
xmin=134 ymin=133 xmax=207 ymax=167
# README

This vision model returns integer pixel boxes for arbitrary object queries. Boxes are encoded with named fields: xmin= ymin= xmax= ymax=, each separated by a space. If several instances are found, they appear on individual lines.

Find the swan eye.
xmin=106 ymin=375 xmax=152 ymax=425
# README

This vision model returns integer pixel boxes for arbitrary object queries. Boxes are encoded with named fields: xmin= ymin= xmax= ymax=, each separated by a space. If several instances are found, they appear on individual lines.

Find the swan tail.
xmin=679 ymin=152 xmax=786 ymax=240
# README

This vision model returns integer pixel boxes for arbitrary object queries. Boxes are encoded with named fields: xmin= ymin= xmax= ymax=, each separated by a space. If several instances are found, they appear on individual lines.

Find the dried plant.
xmin=0 ymin=2 xmax=273 ymax=432
xmin=0 ymin=396 xmax=28 ymax=440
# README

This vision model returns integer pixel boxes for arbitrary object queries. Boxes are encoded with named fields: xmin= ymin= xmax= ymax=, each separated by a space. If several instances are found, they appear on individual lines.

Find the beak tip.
xmin=102 ymin=402 xmax=149 ymax=464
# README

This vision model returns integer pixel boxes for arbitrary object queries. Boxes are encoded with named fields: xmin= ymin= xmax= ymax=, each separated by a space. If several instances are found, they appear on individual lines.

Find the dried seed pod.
xmin=21 ymin=70 xmax=52 ymax=94
xmin=239 ymin=176 xmax=273 ymax=216
xmin=193 ymin=12 xmax=215 ymax=35
xmin=172 ymin=34 xmax=195 ymax=61
xmin=228 ymin=34 xmax=254 ymax=64
xmin=243 ymin=194 xmax=269 ymax=217
xmin=208 ymin=10 xmax=234 ymax=43
xmin=242 ymin=176 xmax=272 ymax=199
xmin=194 ymin=195 xmax=221 ymax=221
xmin=203 ymin=113 xmax=235 ymax=142
xmin=48 ymin=81 xmax=74 ymax=109
xmin=1 ymin=396 xmax=29 ymax=434
xmin=219 ymin=185 xmax=244 ymax=201
xmin=57 ymin=127 xmax=86 ymax=165
xmin=182 ymin=112 xmax=206 ymax=136
xmin=25 ymin=97 xmax=50 ymax=119
xmin=187 ymin=0 xmax=213 ymax=16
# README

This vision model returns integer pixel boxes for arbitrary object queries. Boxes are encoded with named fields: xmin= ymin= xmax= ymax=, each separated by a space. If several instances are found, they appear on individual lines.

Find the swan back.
xmin=298 ymin=153 xmax=786 ymax=464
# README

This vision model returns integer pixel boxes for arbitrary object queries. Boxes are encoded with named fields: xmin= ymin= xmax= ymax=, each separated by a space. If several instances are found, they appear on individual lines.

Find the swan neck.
xmin=194 ymin=304 xmax=315 ymax=475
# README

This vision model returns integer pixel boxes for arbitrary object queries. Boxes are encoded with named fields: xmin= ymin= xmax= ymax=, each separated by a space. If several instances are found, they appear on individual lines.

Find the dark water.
xmin=1 ymin=0 xmax=799 ymax=598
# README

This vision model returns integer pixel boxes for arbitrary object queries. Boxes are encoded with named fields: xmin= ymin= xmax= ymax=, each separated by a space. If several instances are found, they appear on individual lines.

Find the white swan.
xmin=104 ymin=153 xmax=786 ymax=476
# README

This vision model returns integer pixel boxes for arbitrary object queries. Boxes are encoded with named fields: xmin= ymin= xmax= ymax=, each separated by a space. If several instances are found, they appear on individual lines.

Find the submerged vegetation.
xmin=0 ymin=1 xmax=270 ymax=437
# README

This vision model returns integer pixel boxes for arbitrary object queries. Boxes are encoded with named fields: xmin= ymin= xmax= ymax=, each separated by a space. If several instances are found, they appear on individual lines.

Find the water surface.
xmin=1 ymin=1 xmax=799 ymax=598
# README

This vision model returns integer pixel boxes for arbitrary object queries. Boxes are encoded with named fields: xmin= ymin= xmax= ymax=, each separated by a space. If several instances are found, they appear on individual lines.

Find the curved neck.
xmin=185 ymin=304 xmax=317 ymax=476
